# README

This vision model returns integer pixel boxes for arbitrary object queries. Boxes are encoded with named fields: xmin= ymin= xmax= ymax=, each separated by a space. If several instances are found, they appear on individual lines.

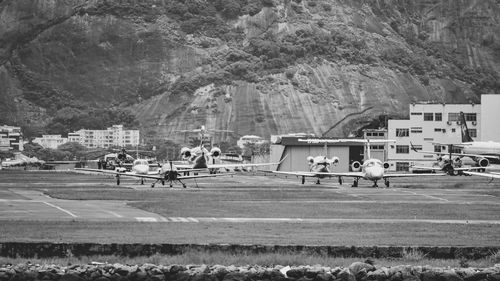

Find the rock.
xmin=287 ymin=268 xmax=307 ymax=279
xmin=313 ymin=272 xmax=334 ymax=281
xmin=367 ymin=269 xmax=388 ymax=281
xmin=349 ymin=262 xmax=376 ymax=276
xmin=337 ymin=268 xmax=356 ymax=281
xmin=59 ymin=273 xmax=86 ymax=281
xmin=441 ymin=271 xmax=465 ymax=281
xmin=169 ymin=265 xmax=187 ymax=274
xmin=463 ymin=272 xmax=488 ymax=281
xmin=421 ymin=271 xmax=441 ymax=281
xmin=488 ymin=273 xmax=500 ymax=281
xmin=222 ymin=272 xmax=249 ymax=281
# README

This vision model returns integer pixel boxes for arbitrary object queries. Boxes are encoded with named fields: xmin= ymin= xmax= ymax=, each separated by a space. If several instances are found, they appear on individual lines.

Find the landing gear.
xmin=116 ymin=175 xmax=120 ymax=185
xmin=384 ymin=179 xmax=390 ymax=188
xmin=316 ymin=178 xmax=321 ymax=185
xmin=338 ymin=177 xmax=343 ymax=185
xmin=151 ymin=183 xmax=155 ymax=188
xmin=178 ymin=179 xmax=186 ymax=188
xmin=352 ymin=179 xmax=358 ymax=187
xmin=372 ymin=180 xmax=378 ymax=188
xmin=301 ymin=176 xmax=305 ymax=184
xmin=141 ymin=178 xmax=144 ymax=185
xmin=161 ymin=180 xmax=165 ymax=186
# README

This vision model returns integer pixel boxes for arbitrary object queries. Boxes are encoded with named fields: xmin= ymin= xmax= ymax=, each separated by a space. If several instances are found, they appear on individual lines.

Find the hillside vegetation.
xmin=0 ymin=0 xmax=499 ymax=143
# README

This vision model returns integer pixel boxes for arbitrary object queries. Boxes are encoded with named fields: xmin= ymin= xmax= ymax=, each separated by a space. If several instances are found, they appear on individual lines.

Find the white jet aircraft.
xmin=278 ymin=138 xmax=442 ymax=187
xmin=176 ymin=126 xmax=285 ymax=172
xmin=463 ymin=170 xmax=500 ymax=181
xmin=272 ymin=140 xmax=340 ymax=184
xmin=76 ymin=160 xmax=227 ymax=188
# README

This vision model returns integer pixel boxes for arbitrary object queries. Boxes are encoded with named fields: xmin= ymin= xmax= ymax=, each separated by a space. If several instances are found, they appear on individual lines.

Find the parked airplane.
xmin=277 ymin=139 xmax=442 ymax=187
xmin=76 ymin=158 xmax=162 ymax=185
xmin=76 ymin=160 xmax=225 ymax=188
xmin=177 ymin=126 xmax=284 ymax=172
xmin=272 ymin=140 xmax=340 ymax=184
xmin=410 ymin=143 xmax=487 ymax=175
xmin=458 ymin=111 xmax=500 ymax=164
xmin=463 ymin=170 xmax=500 ymax=181
xmin=410 ymin=111 xmax=499 ymax=174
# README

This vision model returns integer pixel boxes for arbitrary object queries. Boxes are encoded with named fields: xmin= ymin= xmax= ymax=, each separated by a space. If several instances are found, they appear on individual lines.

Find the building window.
xmin=434 ymin=145 xmax=442 ymax=153
xmin=410 ymin=112 xmax=422 ymax=115
xmin=396 ymin=162 xmax=410 ymax=171
xmin=412 ymin=145 xmax=423 ymax=151
xmin=370 ymin=145 xmax=385 ymax=150
xmin=396 ymin=145 xmax=409 ymax=154
xmin=451 ymin=147 xmax=462 ymax=153
xmin=469 ymin=128 xmax=477 ymax=138
xmin=410 ymin=127 xmax=422 ymax=133
xmin=396 ymin=128 xmax=409 ymax=137
xmin=448 ymin=112 xmax=459 ymax=122
xmin=366 ymin=132 xmax=372 ymax=136
xmin=424 ymin=138 xmax=434 ymax=141
xmin=424 ymin=113 xmax=434 ymax=121
xmin=435 ymin=113 xmax=442 ymax=121
xmin=465 ymin=113 xmax=477 ymax=122
xmin=451 ymin=128 xmax=456 ymax=133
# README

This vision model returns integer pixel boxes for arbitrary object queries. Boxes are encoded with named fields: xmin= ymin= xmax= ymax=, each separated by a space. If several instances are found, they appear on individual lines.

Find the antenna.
xmin=323 ymin=142 xmax=328 ymax=158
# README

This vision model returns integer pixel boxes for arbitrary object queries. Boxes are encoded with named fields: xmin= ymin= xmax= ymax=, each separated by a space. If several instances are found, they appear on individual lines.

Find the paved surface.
xmin=1 ymin=171 xmax=500 ymax=224
xmin=0 ymin=189 xmax=166 ymax=222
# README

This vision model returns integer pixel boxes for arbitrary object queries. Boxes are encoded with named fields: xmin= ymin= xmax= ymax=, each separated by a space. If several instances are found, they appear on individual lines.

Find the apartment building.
xmin=0 ymin=125 xmax=23 ymax=151
xmin=68 ymin=125 xmax=139 ymax=148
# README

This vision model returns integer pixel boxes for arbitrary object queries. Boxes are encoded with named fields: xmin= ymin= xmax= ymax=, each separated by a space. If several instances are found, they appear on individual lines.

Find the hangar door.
xmin=349 ymin=145 xmax=364 ymax=171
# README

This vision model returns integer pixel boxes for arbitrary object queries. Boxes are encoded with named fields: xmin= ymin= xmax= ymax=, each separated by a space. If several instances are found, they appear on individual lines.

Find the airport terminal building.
xmin=271 ymin=95 xmax=500 ymax=173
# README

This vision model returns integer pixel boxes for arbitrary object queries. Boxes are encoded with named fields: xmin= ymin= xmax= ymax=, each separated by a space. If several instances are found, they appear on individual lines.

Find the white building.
xmin=0 ymin=125 xmax=23 ymax=151
xmin=237 ymin=135 xmax=268 ymax=148
xmin=68 ymin=125 xmax=139 ymax=148
xmin=387 ymin=102 xmax=481 ymax=171
xmin=33 ymin=135 xmax=69 ymax=149
xmin=480 ymin=94 xmax=500 ymax=142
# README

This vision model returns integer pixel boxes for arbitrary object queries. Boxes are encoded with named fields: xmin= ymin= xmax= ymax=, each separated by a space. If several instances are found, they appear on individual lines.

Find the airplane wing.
xmin=314 ymin=172 xmax=365 ymax=178
xmin=410 ymin=142 xmax=499 ymax=160
xmin=382 ymin=173 xmax=445 ymax=178
xmin=411 ymin=166 xmax=485 ymax=172
xmin=463 ymin=171 xmax=500 ymax=179
xmin=272 ymin=171 xmax=325 ymax=177
xmin=75 ymin=168 xmax=158 ymax=178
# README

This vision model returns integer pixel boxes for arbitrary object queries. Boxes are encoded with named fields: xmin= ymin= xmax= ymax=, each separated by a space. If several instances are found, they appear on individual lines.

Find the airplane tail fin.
xmin=459 ymin=112 xmax=474 ymax=143
xmin=366 ymin=139 xmax=371 ymax=160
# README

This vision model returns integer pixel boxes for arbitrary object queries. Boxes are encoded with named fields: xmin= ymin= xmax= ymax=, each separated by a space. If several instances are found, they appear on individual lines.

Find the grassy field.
xmin=1 ymin=220 xmax=499 ymax=246
xmin=1 ymin=249 xmax=500 ymax=268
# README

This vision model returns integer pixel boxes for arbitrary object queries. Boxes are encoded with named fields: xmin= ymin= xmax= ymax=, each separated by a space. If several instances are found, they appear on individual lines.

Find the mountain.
xmin=1 ymin=0 xmax=499 ymax=144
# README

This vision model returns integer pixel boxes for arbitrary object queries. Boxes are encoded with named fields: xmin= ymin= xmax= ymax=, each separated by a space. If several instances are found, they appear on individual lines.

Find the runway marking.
xmin=139 ymin=217 xmax=500 ymax=225
xmin=135 ymin=217 xmax=158 ymax=222
xmin=43 ymin=202 xmax=77 ymax=218
xmin=106 ymin=211 xmax=123 ymax=218
xmin=402 ymin=191 xmax=449 ymax=202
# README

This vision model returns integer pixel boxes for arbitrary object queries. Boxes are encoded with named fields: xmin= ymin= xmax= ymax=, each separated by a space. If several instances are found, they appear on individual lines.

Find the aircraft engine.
xmin=330 ymin=157 xmax=339 ymax=165
xmin=307 ymin=156 xmax=315 ymax=165
xmin=210 ymin=147 xmax=221 ymax=158
xmin=477 ymin=158 xmax=489 ymax=167
xmin=351 ymin=161 xmax=361 ymax=172
xmin=180 ymin=147 xmax=192 ymax=159
xmin=383 ymin=162 xmax=390 ymax=170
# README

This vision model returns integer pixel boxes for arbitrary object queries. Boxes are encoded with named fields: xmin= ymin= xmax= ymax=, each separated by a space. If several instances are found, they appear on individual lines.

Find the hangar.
xmin=270 ymin=136 xmax=386 ymax=172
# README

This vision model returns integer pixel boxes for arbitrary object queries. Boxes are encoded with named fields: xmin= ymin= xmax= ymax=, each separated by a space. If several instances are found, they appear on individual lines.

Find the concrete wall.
xmin=481 ymin=94 xmax=500 ymax=142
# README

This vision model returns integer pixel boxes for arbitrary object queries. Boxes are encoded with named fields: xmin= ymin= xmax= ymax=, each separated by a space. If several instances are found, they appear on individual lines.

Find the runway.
xmin=1 ymin=170 xmax=499 ymax=245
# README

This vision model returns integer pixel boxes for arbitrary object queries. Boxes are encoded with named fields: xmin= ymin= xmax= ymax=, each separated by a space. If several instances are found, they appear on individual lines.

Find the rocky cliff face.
xmin=1 ymin=0 xmax=499 ymax=143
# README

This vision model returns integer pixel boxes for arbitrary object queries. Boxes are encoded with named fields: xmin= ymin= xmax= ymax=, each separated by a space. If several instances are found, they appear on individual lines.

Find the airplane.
xmin=276 ymin=138 xmax=443 ymax=187
xmin=76 ymin=160 xmax=227 ymax=188
xmin=76 ymin=158 xmax=162 ymax=185
xmin=272 ymin=140 xmax=340 ymax=184
xmin=458 ymin=111 xmax=500 ymax=164
xmin=463 ymin=170 xmax=500 ymax=181
xmin=409 ymin=142 xmax=488 ymax=176
xmin=176 ymin=126 xmax=285 ymax=172
xmin=408 ymin=111 xmax=500 ymax=174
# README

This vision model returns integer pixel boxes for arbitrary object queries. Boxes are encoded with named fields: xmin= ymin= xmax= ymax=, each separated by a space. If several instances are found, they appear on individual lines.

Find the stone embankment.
xmin=0 ymin=262 xmax=499 ymax=281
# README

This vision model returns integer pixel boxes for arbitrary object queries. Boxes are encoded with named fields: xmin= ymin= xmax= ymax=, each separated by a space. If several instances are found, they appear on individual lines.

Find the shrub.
xmin=321 ymin=3 xmax=332 ymax=11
